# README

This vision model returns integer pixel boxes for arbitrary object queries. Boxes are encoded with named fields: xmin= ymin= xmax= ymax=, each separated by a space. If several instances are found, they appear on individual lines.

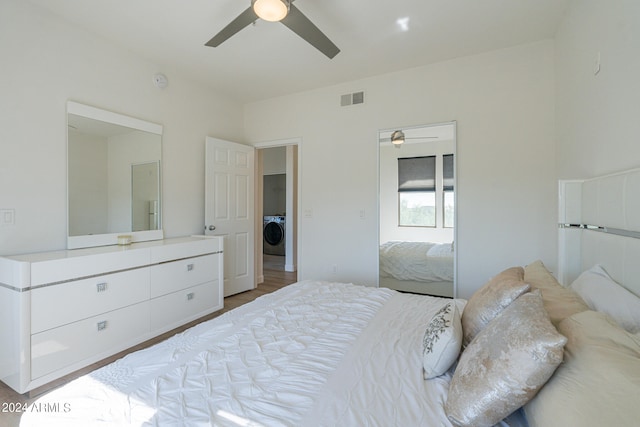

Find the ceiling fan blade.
xmin=379 ymin=137 xmax=438 ymax=142
xmin=281 ymin=4 xmax=340 ymax=59
xmin=205 ymin=7 xmax=258 ymax=47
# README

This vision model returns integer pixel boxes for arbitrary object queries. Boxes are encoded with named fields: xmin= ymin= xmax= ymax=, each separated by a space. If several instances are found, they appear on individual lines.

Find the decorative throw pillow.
xmin=461 ymin=266 xmax=529 ymax=346
xmin=422 ymin=302 xmax=462 ymax=379
xmin=525 ymin=310 xmax=640 ymax=427
xmin=570 ymin=264 xmax=640 ymax=334
xmin=446 ymin=291 xmax=567 ymax=427
xmin=524 ymin=260 xmax=589 ymax=326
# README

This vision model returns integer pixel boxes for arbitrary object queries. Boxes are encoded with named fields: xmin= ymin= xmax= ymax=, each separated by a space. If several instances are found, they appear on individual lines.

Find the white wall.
xmin=107 ymin=130 xmax=161 ymax=233
xmin=555 ymin=0 xmax=640 ymax=179
xmin=262 ymin=146 xmax=287 ymax=175
xmin=68 ymin=131 xmax=108 ymax=236
xmin=0 ymin=0 xmax=244 ymax=255
xmin=0 ymin=1 xmax=567 ymax=301
xmin=262 ymin=146 xmax=287 ymax=216
xmin=244 ymin=41 xmax=557 ymax=298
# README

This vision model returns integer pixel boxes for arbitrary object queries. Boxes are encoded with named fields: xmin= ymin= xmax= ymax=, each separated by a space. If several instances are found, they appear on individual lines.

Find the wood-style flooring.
xmin=0 ymin=266 xmax=297 ymax=427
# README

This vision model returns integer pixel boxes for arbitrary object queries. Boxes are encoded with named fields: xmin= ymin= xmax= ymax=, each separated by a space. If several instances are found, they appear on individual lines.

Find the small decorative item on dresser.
xmin=117 ymin=235 xmax=132 ymax=245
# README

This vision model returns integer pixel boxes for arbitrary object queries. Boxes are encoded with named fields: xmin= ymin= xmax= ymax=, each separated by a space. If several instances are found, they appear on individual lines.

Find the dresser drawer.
xmin=31 ymin=302 xmax=150 ymax=379
xmin=150 ymin=281 xmax=221 ymax=333
xmin=150 ymin=254 xmax=218 ymax=298
xmin=150 ymin=237 xmax=221 ymax=264
xmin=31 ymin=267 xmax=150 ymax=334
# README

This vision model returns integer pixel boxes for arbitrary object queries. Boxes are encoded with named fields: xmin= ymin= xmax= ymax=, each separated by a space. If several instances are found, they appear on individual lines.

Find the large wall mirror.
xmin=378 ymin=121 xmax=457 ymax=297
xmin=67 ymin=101 xmax=163 ymax=249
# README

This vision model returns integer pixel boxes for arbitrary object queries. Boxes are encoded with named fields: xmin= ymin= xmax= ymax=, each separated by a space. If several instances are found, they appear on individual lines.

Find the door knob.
xmin=208 ymin=225 xmax=216 ymax=231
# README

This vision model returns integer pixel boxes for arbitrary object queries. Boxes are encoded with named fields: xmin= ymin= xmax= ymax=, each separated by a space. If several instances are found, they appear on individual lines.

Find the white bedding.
xmin=21 ymin=281 xmax=525 ymax=427
xmin=380 ymin=241 xmax=454 ymax=282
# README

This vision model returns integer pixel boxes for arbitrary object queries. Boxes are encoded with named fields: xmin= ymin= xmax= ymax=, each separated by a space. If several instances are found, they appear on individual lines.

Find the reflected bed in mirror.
xmin=378 ymin=122 xmax=456 ymax=298
xmin=67 ymin=101 xmax=163 ymax=249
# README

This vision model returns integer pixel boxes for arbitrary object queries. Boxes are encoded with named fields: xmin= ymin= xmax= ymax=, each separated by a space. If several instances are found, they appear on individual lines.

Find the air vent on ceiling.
xmin=340 ymin=91 xmax=365 ymax=107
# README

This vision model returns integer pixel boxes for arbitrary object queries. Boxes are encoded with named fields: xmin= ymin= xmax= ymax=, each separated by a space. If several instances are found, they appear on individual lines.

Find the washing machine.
xmin=263 ymin=216 xmax=286 ymax=256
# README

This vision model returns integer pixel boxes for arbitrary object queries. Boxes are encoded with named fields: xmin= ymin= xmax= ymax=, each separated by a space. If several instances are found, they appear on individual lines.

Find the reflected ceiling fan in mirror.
xmin=205 ymin=0 xmax=340 ymax=59
xmin=380 ymin=130 xmax=438 ymax=148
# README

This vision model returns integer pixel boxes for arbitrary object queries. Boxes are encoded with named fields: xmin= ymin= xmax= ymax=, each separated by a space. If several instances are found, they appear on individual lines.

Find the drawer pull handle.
xmin=187 ymin=263 xmax=194 ymax=271
xmin=96 ymin=282 xmax=108 ymax=293
xmin=97 ymin=320 xmax=108 ymax=331
xmin=187 ymin=292 xmax=195 ymax=301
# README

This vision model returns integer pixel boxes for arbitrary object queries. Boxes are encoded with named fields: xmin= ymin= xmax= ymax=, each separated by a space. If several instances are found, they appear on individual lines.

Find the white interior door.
xmin=205 ymin=137 xmax=255 ymax=296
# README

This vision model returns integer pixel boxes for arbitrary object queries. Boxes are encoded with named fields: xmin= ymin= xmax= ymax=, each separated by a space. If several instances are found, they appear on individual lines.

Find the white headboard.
xmin=558 ymin=168 xmax=640 ymax=298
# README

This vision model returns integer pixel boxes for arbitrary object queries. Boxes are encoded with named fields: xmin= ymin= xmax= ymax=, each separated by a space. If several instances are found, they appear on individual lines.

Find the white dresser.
xmin=0 ymin=236 xmax=223 ymax=394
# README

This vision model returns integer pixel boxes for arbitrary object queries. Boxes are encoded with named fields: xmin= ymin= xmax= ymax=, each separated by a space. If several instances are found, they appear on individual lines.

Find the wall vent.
xmin=340 ymin=91 xmax=365 ymax=106
xmin=352 ymin=91 xmax=364 ymax=104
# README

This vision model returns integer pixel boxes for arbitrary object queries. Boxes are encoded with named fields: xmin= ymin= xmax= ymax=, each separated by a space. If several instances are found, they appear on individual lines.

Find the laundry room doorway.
xmin=254 ymin=139 xmax=300 ymax=286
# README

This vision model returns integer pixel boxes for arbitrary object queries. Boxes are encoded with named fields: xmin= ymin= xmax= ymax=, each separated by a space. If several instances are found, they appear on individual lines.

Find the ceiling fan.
xmin=380 ymin=130 xmax=439 ymax=147
xmin=205 ymin=0 xmax=340 ymax=59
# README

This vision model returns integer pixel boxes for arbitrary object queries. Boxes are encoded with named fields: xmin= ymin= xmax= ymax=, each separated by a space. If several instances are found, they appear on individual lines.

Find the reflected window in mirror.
xmin=443 ymin=154 xmax=455 ymax=228
xmin=398 ymin=155 xmax=436 ymax=227
xmin=397 ymin=154 xmax=454 ymax=229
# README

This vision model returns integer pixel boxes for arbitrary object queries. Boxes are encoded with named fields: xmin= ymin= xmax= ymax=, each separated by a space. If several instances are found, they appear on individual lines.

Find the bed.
xmin=379 ymin=240 xmax=454 ymax=297
xmin=21 ymin=168 xmax=640 ymax=426
xmin=20 ymin=281 xmax=457 ymax=426
xmin=21 ymin=279 xmax=529 ymax=427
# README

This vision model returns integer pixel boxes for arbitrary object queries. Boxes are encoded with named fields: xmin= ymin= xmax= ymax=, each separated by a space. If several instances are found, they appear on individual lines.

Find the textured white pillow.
xmin=570 ymin=265 xmax=640 ymax=334
xmin=525 ymin=310 xmax=640 ymax=427
xmin=422 ymin=302 xmax=462 ymax=379
xmin=524 ymin=260 xmax=589 ymax=326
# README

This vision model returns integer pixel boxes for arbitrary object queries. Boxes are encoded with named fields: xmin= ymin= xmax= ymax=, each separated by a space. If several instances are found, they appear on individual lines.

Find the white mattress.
xmin=21 ymin=281 xmax=526 ymax=427
xmin=380 ymin=241 xmax=454 ymax=282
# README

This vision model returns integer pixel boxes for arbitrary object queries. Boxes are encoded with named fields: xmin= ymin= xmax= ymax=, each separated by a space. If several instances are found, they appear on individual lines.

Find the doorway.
xmin=255 ymin=140 xmax=300 ymax=285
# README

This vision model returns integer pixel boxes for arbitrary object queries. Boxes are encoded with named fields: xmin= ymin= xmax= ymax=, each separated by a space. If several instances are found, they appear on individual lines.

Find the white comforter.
xmin=21 ymin=281 xmax=479 ymax=426
xmin=380 ymin=241 xmax=454 ymax=282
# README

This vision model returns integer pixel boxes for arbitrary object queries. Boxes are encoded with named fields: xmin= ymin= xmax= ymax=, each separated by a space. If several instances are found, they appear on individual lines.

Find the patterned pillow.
xmin=446 ymin=291 xmax=566 ymax=427
xmin=461 ymin=266 xmax=529 ymax=347
xmin=422 ymin=302 xmax=462 ymax=379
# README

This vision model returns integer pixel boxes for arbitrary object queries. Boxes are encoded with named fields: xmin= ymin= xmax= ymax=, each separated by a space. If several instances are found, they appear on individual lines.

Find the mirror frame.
xmin=377 ymin=121 xmax=457 ymax=297
xmin=67 ymin=101 xmax=163 ymax=249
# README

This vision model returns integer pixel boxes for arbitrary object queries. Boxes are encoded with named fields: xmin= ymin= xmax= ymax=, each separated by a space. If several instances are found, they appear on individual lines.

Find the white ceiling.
xmin=28 ymin=0 xmax=570 ymax=104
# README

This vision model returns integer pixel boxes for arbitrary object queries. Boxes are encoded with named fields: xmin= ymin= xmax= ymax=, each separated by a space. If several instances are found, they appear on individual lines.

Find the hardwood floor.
xmin=0 ymin=267 xmax=297 ymax=427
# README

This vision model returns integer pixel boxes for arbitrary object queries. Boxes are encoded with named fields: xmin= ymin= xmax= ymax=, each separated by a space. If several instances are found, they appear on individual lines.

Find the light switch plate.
xmin=0 ymin=208 xmax=15 ymax=226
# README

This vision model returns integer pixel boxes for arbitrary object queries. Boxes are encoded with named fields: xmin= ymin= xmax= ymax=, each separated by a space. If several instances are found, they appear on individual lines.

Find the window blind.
xmin=443 ymin=154 xmax=454 ymax=191
xmin=398 ymin=156 xmax=436 ymax=192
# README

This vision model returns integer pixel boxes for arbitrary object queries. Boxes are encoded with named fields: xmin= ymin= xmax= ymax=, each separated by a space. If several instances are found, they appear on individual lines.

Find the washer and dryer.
xmin=263 ymin=215 xmax=286 ymax=256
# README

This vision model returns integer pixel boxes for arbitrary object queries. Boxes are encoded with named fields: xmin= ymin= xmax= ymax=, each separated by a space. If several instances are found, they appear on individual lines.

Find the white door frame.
xmin=254 ymin=137 xmax=302 ymax=284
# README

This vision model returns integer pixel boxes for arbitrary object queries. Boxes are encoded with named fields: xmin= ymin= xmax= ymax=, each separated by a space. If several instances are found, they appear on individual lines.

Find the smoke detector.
xmin=152 ymin=73 xmax=168 ymax=89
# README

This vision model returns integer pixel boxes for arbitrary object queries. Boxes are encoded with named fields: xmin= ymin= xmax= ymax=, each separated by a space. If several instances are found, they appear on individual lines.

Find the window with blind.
xmin=443 ymin=154 xmax=455 ymax=228
xmin=397 ymin=154 xmax=454 ymax=228
xmin=398 ymin=156 xmax=436 ymax=227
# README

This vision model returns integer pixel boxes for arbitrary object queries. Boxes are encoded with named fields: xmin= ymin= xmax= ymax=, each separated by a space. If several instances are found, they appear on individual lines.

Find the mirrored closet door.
xmin=378 ymin=122 xmax=457 ymax=297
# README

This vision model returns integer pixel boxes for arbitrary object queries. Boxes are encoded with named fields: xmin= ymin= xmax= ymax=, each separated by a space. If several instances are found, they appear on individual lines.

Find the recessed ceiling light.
xmin=396 ymin=17 xmax=410 ymax=32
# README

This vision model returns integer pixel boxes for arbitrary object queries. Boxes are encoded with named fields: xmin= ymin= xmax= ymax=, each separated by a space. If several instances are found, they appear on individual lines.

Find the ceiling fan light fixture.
xmin=252 ymin=0 xmax=289 ymax=22
xmin=391 ymin=130 xmax=405 ymax=145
